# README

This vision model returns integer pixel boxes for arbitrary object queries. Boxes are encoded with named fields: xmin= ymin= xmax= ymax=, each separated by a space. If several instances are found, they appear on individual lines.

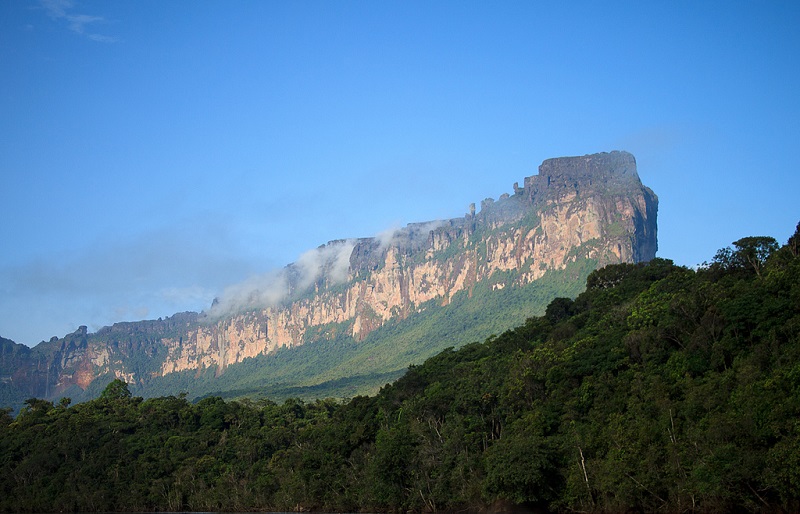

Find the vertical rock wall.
xmin=5 ymin=151 xmax=658 ymax=399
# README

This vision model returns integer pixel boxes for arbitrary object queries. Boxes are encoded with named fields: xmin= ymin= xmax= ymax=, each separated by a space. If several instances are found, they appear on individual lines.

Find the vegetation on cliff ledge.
xmin=1 ymin=222 xmax=799 ymax=513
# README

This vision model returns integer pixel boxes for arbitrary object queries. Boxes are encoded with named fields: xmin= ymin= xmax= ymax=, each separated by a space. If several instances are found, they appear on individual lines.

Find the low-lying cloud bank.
xmin=207 ymin=239 xmax=356 ymax=319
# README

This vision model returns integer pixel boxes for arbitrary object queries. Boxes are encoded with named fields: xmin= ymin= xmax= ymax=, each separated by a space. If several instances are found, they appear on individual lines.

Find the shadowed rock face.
xmin=534 ymin=150 xmax=641 ymax=191
xmin=2 ymin=151 xmax=658 ymax=401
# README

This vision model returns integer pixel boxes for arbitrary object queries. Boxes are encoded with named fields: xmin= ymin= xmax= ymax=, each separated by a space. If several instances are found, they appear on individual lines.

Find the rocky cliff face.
xmin=2 ymin=151 xmax=657 ymax=402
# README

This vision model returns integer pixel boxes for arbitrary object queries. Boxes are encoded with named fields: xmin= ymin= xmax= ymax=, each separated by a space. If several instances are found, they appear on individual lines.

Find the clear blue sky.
xmin=2 ymin=1 xmax=799 ymax=346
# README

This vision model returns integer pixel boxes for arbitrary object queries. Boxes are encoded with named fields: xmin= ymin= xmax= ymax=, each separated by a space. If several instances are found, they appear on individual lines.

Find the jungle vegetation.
xmin=1 ymin=223 xmax=798 ymax=513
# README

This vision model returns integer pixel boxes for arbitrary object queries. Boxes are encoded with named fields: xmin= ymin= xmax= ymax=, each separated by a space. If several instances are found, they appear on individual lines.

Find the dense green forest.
xmin=1 ymin=223 xmax=799 ymax=513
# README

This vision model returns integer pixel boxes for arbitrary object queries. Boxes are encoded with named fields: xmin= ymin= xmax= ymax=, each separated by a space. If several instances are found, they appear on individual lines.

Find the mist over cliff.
xmin=207 ymin=239 xmax=357 ymax=320
xmin=0 ymin=151 xmax=657 ymax=406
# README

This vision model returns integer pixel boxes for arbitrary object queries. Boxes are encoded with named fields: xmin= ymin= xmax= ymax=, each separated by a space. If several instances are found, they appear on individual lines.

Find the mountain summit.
xmin=0 ymin=151 xmax=657 ymax=406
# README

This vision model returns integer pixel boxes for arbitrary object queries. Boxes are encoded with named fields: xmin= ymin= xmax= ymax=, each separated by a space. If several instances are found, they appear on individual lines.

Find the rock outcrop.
xmin=1 ymin=151 xmax=657 ymax=402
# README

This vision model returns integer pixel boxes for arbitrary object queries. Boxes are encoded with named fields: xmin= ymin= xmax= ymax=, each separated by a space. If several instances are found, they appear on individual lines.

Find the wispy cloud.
xmin=376 ymin=220 xmax=446 ymax=251
xmin=207 ymin=239 xmax=357 ymax=320
xmin=206 ymin=220 xmax=453 ymax=320
xmin=376 ymin=225 xmax=402 ymax=250
xmin=40 ymin=0 xmax=117 ymax=42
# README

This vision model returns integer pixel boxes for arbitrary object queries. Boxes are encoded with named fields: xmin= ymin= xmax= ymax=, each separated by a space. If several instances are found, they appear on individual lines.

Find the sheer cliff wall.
xmin=1 ymin=151 xmax=657 ymax=400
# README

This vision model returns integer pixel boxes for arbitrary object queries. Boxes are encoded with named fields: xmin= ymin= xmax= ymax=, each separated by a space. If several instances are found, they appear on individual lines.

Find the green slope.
xmin=135 ymin=258 xmax=597 ymax=401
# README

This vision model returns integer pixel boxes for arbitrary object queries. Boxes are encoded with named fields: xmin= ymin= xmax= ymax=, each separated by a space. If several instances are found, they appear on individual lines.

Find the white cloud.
xmin=40 ymin=0 xmax=117 ymax=42
xmin=295 ymin=240 xmax=356 ymax=290
xmin=207 ymin=239 xmax=357 ymax=320
xmin=375 ymin=220 xmax=445 ymax=251
xmin=41 ymin=0 xmax=71 ymax=18
xmin=207 ymin=269 xmax=290 ymax=320
xmin=376 ymin=225 xmax=401 ymax=250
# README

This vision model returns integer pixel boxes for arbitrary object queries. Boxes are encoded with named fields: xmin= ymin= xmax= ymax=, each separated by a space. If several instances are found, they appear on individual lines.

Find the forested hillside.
xmin=1 ymin=223 xmax=798 ymax=513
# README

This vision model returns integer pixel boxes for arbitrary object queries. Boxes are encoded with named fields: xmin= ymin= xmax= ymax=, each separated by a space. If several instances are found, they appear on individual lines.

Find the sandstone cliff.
xmin=1 ymin=151 xmax=657 ymax=403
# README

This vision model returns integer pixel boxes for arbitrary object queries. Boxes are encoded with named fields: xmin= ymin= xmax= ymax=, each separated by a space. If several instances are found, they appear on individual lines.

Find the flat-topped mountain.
xmin=0 ymin=151 xmax=657 ymax=407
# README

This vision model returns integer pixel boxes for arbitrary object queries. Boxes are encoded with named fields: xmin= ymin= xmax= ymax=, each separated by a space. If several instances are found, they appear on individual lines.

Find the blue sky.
xmin=1 ymin=1 xmax=798 ymax=346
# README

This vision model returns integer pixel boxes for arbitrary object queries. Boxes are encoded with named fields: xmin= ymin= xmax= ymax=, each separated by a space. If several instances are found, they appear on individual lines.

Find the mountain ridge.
xmin=0 ymin=150 xmax=657 ymax=407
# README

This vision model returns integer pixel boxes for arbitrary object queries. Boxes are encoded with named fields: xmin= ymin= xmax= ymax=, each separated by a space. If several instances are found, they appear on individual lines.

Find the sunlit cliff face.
xmin=7 ymin=151 xmax=657 ymax=398
xmin=153 ymin=151 xmax=656 ymax=376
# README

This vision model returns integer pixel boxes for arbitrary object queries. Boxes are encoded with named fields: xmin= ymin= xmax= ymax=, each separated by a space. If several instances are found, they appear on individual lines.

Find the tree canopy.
xmin=1 ymin=222 xmax=799 ymax=513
